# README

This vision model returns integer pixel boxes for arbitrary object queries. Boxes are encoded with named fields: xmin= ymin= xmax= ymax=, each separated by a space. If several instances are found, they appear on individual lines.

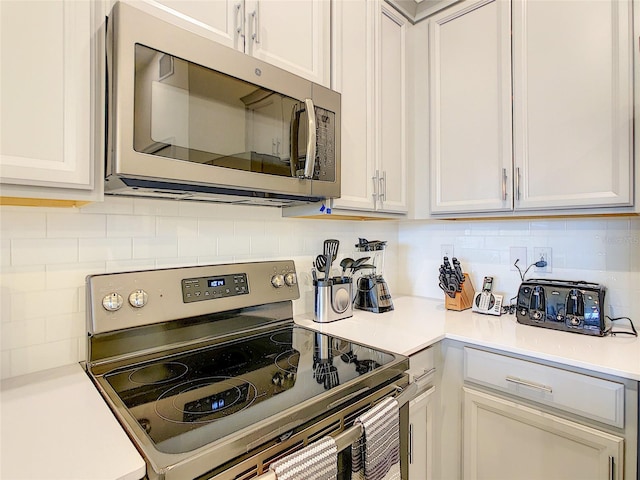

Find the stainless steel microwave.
xmin=105 ymin=2 xmax=340 ymax=206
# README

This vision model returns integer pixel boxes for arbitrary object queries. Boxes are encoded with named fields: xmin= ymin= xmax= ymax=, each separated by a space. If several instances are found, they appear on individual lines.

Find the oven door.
xmin=205 ymin=378 xmax=410 ymax=480
xmin=106 ymin=2 xmax=340 ymax=204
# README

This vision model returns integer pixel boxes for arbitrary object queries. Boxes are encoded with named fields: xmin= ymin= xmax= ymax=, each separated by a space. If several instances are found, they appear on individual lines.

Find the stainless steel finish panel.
xmin=87 ymin=260 xmax=298 ymax=335
xmin=106 ymin=2 xmax=340 ymax=204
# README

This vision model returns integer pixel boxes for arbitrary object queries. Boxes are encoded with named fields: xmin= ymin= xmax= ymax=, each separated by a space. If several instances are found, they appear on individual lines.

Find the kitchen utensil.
xmin=315 ymin=255 xmax=328 ymax=279
xmin=351 ymin=257 xmax=371 ymax=270
xmin=324 ymin=239 xmax=340 ymax=260
xmin=340 ymin=258 xmax=354 ymax=277
xmin=352 ymin=263 xmax=376 ymax=272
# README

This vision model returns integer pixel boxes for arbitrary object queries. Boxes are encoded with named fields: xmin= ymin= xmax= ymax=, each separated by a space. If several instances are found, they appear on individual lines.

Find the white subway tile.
xmin=155 ymin=257 xmax=199 ymax=269
xmin=0 ymin=266 xmax=46 ymax=292
xmin=20 ymin=288 xmax=79 ymax=320
xmin=199 ymin=219 xmax=234 ymax=237
xmin=79 ymin=196 xmax=134 ymax=215
xmin=11 ymin=238 xmax=78 ymax=266
xmin=133 ymin=237 xmax=178 ymax=259
xmin=218 ymin=236 xmax=250 ymax=256
xmin=107 ymin=215 xmax=156 ymax=237
xmin=133 ymin=198 xmax=181 ymax=216
xmin=45 ymin=312 xmax=85 ymax=342
xmin=0 ymin=210 xmax=46 ymax=238
xmin=157 ymin=216 xmax=198 ymax=237
xmin=1 ymin=237 xmax=10 ymax=266
xmin=178 ymin=237 xmax=217 ymax=257
xmin=47 ymin=212 xmax=106 ymax=238
xmin=45 ymin=262 xmax=105 ymax=289
xmin=250 ymin=236 xmax=280 ymax=256
xmin=105 ymin=259 xmax=156 ymax=272
xmin=79 ymin=238 xmax=132 ymax=262
xmin=1 ymin=350 xmax=10 ymax=379
xmin=9 ymin=339 xmax=78 ymax=377
xmin=1 ymin=319 xmax=46 ymax=349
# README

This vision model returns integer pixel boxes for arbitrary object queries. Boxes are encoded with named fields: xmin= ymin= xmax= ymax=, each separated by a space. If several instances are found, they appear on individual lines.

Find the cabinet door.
xmin=429 ymin=0 xmax=512 ymax=214
xmin=144 ymin=0 xmax=240 ymax=50
xmin=246 ymin=0 xmax=330 ymax=86
xmin=377 ymin=3 xmax=408 ymax=213
xmin=463 ymin=387 xmax=624 ymax=480
xmin=409 ymin=386 xmax=436 ymax=480
xmin=331 ymin=0 xmax=377 ymax=211
xmin=0 ymin=0 xmax=93 ymax=191
xmin=512 ymin=0 xmax=633 ymax=210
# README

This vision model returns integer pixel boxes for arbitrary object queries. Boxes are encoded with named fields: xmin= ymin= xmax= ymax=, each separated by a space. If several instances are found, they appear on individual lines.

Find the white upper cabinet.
xmin=331 ymin=0 xmax=408 ymax=215
xmin=146 ymin=0 xmax=330 ymax=86
xmin=429 ymin=0 xmax=512 ymax=214
xmin=512 ymin=0 xmax=633 ymax=211
xmin=428 ymin=0 xmax=634 ymax=216
xmin=0 ymin=0 xmax=101 ymax=202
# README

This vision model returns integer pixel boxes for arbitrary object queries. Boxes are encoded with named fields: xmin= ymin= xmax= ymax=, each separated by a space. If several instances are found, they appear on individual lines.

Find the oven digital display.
xmin=208 ymin=278 xmax=225 ymax=288
xmin=182 ymin=273 xmax=248 ymax=303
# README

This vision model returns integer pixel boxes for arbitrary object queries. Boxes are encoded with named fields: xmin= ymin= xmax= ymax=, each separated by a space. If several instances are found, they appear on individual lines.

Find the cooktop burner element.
xmin=85 ymin=260 xmax=409 ymax=480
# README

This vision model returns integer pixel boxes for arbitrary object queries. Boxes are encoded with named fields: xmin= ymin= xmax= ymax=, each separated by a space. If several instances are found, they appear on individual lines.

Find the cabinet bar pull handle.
xmin=505 ymin=376 xmax=552 ymax=394
xmin=608 ymin=456 xmax=614 ymax=480
xmin=414 ymin=367 xmax=436 ymax=384
xmin=515 ymin=167 xmax=521 ymax=201
xmin=379 ymin=171 xmax=387 ymax=203
xmin=251 ymin=3 xmax=260 ymax=44
xmin=409 ymin=423 xmax=413 ymax=464
xmin=235 ymin=3 xmax=244 ymax=39
xmin=372 ymin=170 xmax=379 ymax=209
xmin=502 ymin=168 xmax=507 ymax=201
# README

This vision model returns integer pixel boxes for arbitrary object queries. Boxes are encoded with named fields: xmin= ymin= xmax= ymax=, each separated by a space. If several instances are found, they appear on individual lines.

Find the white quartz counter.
xmin=295 ymin=296 xmax=640 ymax=381
xmin=0 ymin=363 xmax=145 ymax=480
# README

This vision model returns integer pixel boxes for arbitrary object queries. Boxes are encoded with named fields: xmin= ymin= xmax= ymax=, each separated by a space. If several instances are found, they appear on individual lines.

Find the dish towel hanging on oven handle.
xmin=269 ymin=436 xmax=338 ymax=480
xmin=351 ymin=397 xmax=401 ymax=480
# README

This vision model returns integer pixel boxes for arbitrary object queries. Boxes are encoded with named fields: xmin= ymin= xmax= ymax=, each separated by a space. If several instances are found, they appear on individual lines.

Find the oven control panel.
xmin=182 ymin=273 xmax=248 ymax=303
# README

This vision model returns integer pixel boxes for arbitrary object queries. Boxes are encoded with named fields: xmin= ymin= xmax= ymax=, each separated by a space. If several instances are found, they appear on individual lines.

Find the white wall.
xmin=2 ymin=197 xmax=639 ymax=380
xmin=0 ymin=197 xmax=399 ymax=379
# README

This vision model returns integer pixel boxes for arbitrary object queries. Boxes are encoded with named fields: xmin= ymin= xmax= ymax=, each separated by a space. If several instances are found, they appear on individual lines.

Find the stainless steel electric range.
xmin=85 ymin=260 xmax=410 ymax=480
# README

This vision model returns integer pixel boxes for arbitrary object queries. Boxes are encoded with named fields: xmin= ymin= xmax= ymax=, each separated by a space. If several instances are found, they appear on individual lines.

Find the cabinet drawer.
xmin=463 ymin=347 xmax=625 ymax=428
xmin=408 ymin=346 xmax=436 ymax=384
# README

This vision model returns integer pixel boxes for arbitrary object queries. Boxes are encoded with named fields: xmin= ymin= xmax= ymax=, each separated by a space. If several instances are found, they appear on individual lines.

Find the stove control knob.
xmin=271 ymin=274 xmax=285 ymax=288
xmin=102 ymin=293 xmax=123 ymax=312
xmin=284 ymin=272 xmax=297 ymax=286
xmin=129 ymin=289 xmax=148 ymax=308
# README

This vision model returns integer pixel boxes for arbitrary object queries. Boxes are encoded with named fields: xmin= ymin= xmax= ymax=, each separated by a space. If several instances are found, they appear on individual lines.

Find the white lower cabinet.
xmin=409 ymin=385 xmax=435 ymax=479
xmin=462 ymin=387 xmax=624 ymax=480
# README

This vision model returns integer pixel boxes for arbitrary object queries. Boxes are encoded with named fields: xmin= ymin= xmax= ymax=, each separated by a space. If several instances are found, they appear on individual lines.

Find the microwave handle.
xmin=303 ymin=98 xmax=317 ymax=179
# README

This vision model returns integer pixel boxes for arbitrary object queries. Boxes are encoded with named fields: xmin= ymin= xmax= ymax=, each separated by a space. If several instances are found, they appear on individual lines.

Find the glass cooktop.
xmin=103 ymin=325 xmax=397 ymax=454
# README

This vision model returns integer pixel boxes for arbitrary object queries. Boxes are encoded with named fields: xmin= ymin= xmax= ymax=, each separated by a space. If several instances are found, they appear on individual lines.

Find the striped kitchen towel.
xmin=269 ymin=436 xmax=338 ymax=480
xmin=351 ymin=397 xmax=401 ymax=480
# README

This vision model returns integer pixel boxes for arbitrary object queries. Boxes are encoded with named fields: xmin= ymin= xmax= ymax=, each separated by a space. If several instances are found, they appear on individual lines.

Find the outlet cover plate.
xmin=534 ymin=247 xmax=552 ymax=273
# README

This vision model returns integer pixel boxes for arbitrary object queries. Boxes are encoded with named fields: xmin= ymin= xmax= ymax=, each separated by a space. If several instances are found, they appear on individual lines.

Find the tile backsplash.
xmin=0 ymin=197 xmax=399 ymax=379
xmin=1 ymin=197 xmax=638 ymax=379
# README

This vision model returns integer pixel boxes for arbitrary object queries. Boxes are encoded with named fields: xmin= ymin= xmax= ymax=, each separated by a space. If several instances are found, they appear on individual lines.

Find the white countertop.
xmin=295 ymin=296 xmax=640 ymax=381
xmin=0 ymin=363 xmax=145 ymax=480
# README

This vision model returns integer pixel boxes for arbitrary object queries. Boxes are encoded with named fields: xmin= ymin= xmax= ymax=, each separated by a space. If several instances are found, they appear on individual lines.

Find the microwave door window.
xmin=133 ymin=44 xmax=300 ymax=178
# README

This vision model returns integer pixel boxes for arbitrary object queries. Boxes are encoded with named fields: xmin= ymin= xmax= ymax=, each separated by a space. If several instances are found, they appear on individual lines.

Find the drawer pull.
xmin=414 ymin=368 xmax=436 ymax=384
xmin=505 ymin=376 xmax=553 ymax=394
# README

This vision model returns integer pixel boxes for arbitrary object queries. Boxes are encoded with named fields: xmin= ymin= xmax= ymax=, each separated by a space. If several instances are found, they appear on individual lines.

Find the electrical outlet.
xmin=510 ymin=247 xmax=527 ymax=271
xmin=441 ymin=244 xmax=454 ymax=259
xmin=533 ymin=247 xmax=552 ymax=273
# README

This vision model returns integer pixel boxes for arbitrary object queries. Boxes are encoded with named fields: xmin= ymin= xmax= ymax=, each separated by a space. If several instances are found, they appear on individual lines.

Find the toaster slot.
xmin=528 ymin=286 xmax=546 ymax=321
